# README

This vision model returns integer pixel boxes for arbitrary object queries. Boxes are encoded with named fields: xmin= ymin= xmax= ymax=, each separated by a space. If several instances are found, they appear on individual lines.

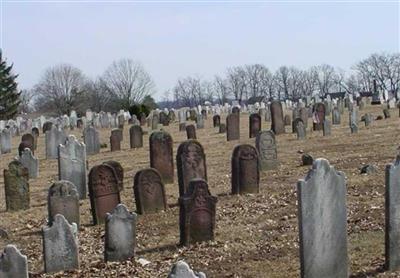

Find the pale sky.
xmin=1 ymin=1 xmax=399 ymax=100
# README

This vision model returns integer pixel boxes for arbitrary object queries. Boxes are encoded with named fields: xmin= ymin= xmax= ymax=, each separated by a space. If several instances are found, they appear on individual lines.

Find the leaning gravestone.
xmin=105 ymin=204 xmax=137 ymax=262
xmin=149 ymin=131 xmax=174 ymax=184
xmin=176 ymin=140 xmax=207 ymax=196
xmin=42 ymin=214 xmax=79 ymax=273
xmin=134 ymin=168 xmax=167 ymax=214
xmin=297 ymin=158 xmax=348 ymax=278
xmin=231 ymin=144 xmax=259 ymax=194
xmin=48 ymin=181 xmax=80 ymax=228
xmin=45 ymin=126 xmax=66 ymax=159
xmin=168 ymin=261 xmax=206 ymax=278
xmin=89 ymin=164 xmax=121 ymax=225
xmin=129 ymin=125 xmax=143 ymax=148
xmin=226 ymin=113 xmax=240 ymax=141
xmin=83 ymin=126 xmax=100 ymax=155
xmin=58 ymin=135 xmax=87 ymax=199
xmin=270 ymin=101 xmax=285 ymax=135
xmin=19 ymin=148 xmax=39 ymax=179
xmin=0 ymin=128 xmax=11 ymax=154
xmin=186 ymin=124 xmax=197 ymax=140
xmin=249 ymin=113 xmax=261 ymax=138
xmin=0 ymin=245 xmax=29 ymax=278
xmin=255 ymin=131 xmax=278 ymax=171
xmin=4 ymin=161 xmax=30 ymax=211
xmin=179 ymin=179 xmax=217 ymax=246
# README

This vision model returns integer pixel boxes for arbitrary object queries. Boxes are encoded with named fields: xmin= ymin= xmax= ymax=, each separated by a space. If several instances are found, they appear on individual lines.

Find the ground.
xmin=0 ymin=104 xmax=398 ymax=277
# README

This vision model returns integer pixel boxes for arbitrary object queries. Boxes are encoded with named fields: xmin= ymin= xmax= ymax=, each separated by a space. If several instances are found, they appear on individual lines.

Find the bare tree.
xmin=313 ymin=64 xmax=338 ymax=96
xmin=226 ymin=66 xmax=247 ymax=102
xmin=213 ymin=75 xmax=230 ymax=104
xmin=244 ymin=64 xmax=273 ymax=99
xmin=84 ymin=78 xmax=114 ymax=112
xmin=173 ymin=76 xmax=206 ymax=107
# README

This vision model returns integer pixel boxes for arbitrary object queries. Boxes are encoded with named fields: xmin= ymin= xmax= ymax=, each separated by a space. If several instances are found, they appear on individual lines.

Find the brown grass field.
xmin=0 ymin=104 xmax=399 ymax=277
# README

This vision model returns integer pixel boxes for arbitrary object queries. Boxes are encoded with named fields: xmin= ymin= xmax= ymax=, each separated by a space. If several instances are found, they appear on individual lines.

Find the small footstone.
xmin=168 ymin=260 xmax=206 ymax=278
xmin=301 ymin=154 xmax=313 ymax=166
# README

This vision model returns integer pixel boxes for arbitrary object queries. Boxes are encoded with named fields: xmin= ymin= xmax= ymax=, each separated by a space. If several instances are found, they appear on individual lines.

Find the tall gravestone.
xmin=249 ymin=113 xmax=261 ymax=138
xmin=19 ymin=148 xmax=39 ymax=179
xmin=231 ymin=144 xmax=260 ymax=194
xmin=270 ymin=101 xmax=285 ymax=135
xmin=296 ymin=121 xmax=306 ymax=140
xmin=349 ymin=108 xmax=358 ymax=134
xmin=226 ymin=113 xmax=240 ymax=141
xmin=297 ymin=158 xmax=348 ymax=278
xmin=255 ymin=131 xmax=278 ymax=171
xmin=299 ymin=107 xmax=308 ymax=128
xmin=332 ymin=107 xmax=341 ymax=125
xmin=0 ymin=128 xmax=11 ymax=154
xmin=129 ymin=125 xmax=143 ymax=149
xmin=58 ymin=135 xmax=87 ymax=199
xmin=213 ymin=115 xmax=220 ymax=127
xmin=323 ymin=119 xmax=331 ymax=136
xmin=176 ymin=140 xmax=207 ymax=197
xmin=42 ymin=121 xmax=53 ymax=134
xmin=45 ymin=126 xmax=66 ymax=159
xmin=110 ymin=132 xmax=121 ymax=152
xmin=312 ymin=103 xmax=325 ymax=131
xmin=196 ymin=115 xmax=204 ymax=129
xmin=0 ymin=245 xmax=29 ymax=278
xmin=4 ymin=161 xmax=30 ymax=211
xmin=149 ymin=131 xmax=174 ymax=184
xmin=186 ymin=124 xmax=197 ymax=140
xmin=179 ymin=179 xmax=217 ymax=246
xmin=152 ymin=114 xmax=159 ymax=130
xmin=83 ymin=126 xmax=100 ymax=155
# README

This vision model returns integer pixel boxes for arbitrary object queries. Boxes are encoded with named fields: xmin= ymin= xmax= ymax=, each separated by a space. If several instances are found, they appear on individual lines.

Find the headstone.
xmin=42 ymin=121 xmax=53 ymax=134
xmin=384 ymin=108 xmax=391 ymax=119
xmin=168 ymin=261 xmax=206 ymax=278
xmin=0 ymin=245 xmax=28 ymax=278
xmin=350 ymin=108 xmax=358 ymax=134
xmin=179 ymin=123 xmax=186 ymax=132
xmin=45 ymin=126 xmax=66 ymax=159
xmin=21 ymin=133 xmax=35 ymax=152
xmin=332 ymin=107 xmax=341 ymax=125
xmin=149 ymin=131 xmax=174 ymax=184
xmin=323 ymin=119 xmax=331 ymax=136
xmin=152 ymin=114 xmax=159 ymax=130
xmin=0 ymin=129 xmax=11 ymax=154
xmin=102 ymin=160 xmax=124 ymax=191
xmin=284 ymin=115 xmax=291 ymax=126
xmin=231 ymin=144 xmax=259 ymax=194
xmin=4 ymin=161 xmax=30 ymax=211
xmin=19 ymin=148 xmax=39 ymax=179
xmin=297 ymin=158 xmax=348 ymax=278
xmin=179 ymin=179 xmax=217 ymax=246
xmin=42 ymin=214 xmax=79 ymax=273
xmin=159 ymin=112 xmax=169 ymax=126
xmin=296 ymin=121 xmax=306 ymax=140
xmin=213 ymin=115 xmax=220 ymax=127
xmin=363 ymin=113 xmax=372 ymax=127
xmin=299 ymin=107 xmax=308 ymax=128
xmin=270 ymin=101 xmax=285 ymax=135
xmin=105 ymin=204 xmax=137 ymax=262
xmin=226 ymin=113 xmax=240 ymax=141
xmin=129 ymin=125 xmax=143 ymax=148
xmin=249 ymin=113 xmax=261 ymax=138
xmin=312 ymin=103 xmax=325 ymax=131
xmin=219 ymin=123 xmax=226 ymax=133
xmin=196 ymin=115 xmax=204 ymax=129
xmin=83 ymin=126 xmax=100 ymax=155
xmin=110 ymin=132 xmax=121 ymax=152
xmin=255 ymin=131 xmax=278 ymax=171
xmin=186 ymin=124 xmax=197 ymax=140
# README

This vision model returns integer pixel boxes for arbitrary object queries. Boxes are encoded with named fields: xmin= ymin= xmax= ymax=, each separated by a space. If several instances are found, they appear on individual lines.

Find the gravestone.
xmin=111 ymin=128 xmax=123 ymax=142
xmin=149 ymin=131 xmax=174 ymax=184
xmin=232 ymin=106 xmax=240 ymax=114
xmin=226 ymin=113 xmax=240 ymax=141
xmin=31 ymin=127 xmax=39 ymax=137
xmin=219 ymin=123 xmax=226 ymax=133
xmin=105 ymin=204 xmax=137 ymax=262
xmin=177 ymin=140 xmax=207 ymax=196
xmin=299 ymin=107 xmax=308 ymax=127
xmin=363 ymin=113 xmax=372 ymax=127
xmin=168 ymin=261 xmax=206 ymax=278
xmin=186 ymin=124 xmax=197 ymax=140
xmin=255 ymin=131 xmax=278 ymax=171
xmin=129 ymin=125 xmax=143 ymax=148
xmin=249 ymin=113 xmax=261 ymax=138
xmin=42 ymin=121 xmax=53 ymax=134
xmin=0 ymin=245 xmax=28 ymax=278
xmin=42 ymin=214 xmax=79 ymax=273
xmin=350 ymin=108 xmax=358 ymax=134
xmin=284 ymin=115 xmax=291 ymax=126
xmin=89 ymin=164 xmax=121 ymax=225
xmin=0 ymin=129 xmax=11 ymax=154
xmin=83 ymin=126 xmax=100 ymax=155
xmin=231 ymin=144 xmax=259 ymax=194
xmin=58 ymin=135 xmax=87 ymax=199
xmin=196 ymin=115 xmax=204 ymax=129
xmin=117 ymin=115 xmax=125 ymax=128
xmin=48 ymin=181 xmax=80 ymax=228
xmin=292 ymin=118 xmax=303 ymax=133
xmin=110 ymin=132 xmax=121 ymax=152
xmin=179 ymin=179 xmax=217 ymax=246
xmin=213 ymin=115 xmax=220 ymax=127
xmin=4 ymin=161 xmax=30 ymax=211
xmin=384 ymin=108 xmax=391 ymax=119
xmin=160 ymin=112 xmax=169 ymax=126
xmin=139 ymin=113 xmax=147 ymax=126
xmin=296 ymin=121 xmax=306 ymax=140
xmin=134 ymin=168 xmax=167 ymax=214
xmin=270 ymin=101 xmax=285 ymax=135
xmin=21 ymin=133 xmax=35 ymax=152
xmin=179 ymin=123 xmax=186 ymax=132
xmin=297 ymin=158 xmax=348 ymax=278
xmin=332 ymin=108 xmax=341 ymax=125
xmin=312 ymin=103 xmax=325 ymax=131
xmin=323 ymin=119 xmax=331 ymax=136
xmin=152 ymin=114 xmax=159 ymax=130
xmin=103 ymin=160 xmax=124 ymax=191
xmin=19 ymin=148 xmax=39 ymax=179
xmin=45 ymin=126 xmax=66 ymax=159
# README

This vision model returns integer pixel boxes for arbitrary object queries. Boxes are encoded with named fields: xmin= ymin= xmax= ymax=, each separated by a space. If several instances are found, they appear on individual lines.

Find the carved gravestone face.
xmin=149 ymin=131 xmax=174 ymax=184
xmin=292 ymin=118 xmax=303 ymax=133
xmin=179 ymin=123 xmax=186 ymax=132
xmin=249 ymin=113 xmax=261 ymax=138
xmin=42 ymin=122 xmax=53 ymax=134
xmin=152 ymin=114 xmax=159 ymax=130
xmin=179 ymin=179 xmax=217 ymax=246
xmin=117 ymin=115 xmax=125 ymax=128
xmin=134 ymin=168 xmax=167 ymax=214
xmin=89 ymin=164 xmax=121 ymax=225
xmin=231 ymin=144 xmax=260 ymax=194
xmin=213 ymin=115 xmax=220 ymax=127
xmin=189 ymin=110 xmax=197 ymax=121
xmin=196 ymin=115 xmax=204 ymax=129
xmin=299 ymin=107 xmax=308 ymax=127
xmin=270 ymin=101 xmax=285 ymax=135
xmin=110 ymin=133 xmax=121 ymax=152
xmin=296 ymin=121 xmax=306 ymax=140
xmin=177 ymin=140 xmax=207 ymax=196
xmin=226 ymin=113 xmax=240 ymax=141
xmin=0 ymin=129 xmax=11 ymax=154
xmin=313 ymin=103 xmax=326 ymax=131
xmin=159 ymin=112 xmax=169 ymax=126
xmin=48 ymin=181 xmax=80 ymax=228
xmin=103 ymin=160 xmax=124 ymax=191
xmin=129 ymin=125 xmax=143 ymax=148
xmin=4 ymin=161 xmax=30 ymax=211
xmin=0 ymin=245 xmax=29 ymax=278
xmin=323 ymin=119 xmax=331 ymax=136
xmin=256 ymin=131 xmax=278 ymax=171
xmin=186 ymin=124 xmax=197 ymax=140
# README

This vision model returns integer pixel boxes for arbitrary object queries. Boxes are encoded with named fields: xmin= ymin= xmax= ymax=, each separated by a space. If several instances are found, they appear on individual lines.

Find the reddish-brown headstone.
xmin=226 ymin=113 xmax=240 ymax=141
xmin=149 ymin=131 xmax=174 ymax=184
xmin=18 ymin=141 xmax=33 ymax=157
xmin=110 ymin=133 xmax=121 ymax=152
xmin=111 ymin=128 xmax=123 ymax=142
xmin=249 ymin=113 xmax=261 ymax=138
xmin=21 ymin=133 xmax=35 ymax=152
xmin=129 ymin=125 xmax=143 ymax=148
xmin=313 ymin=103 xmax=326 ymax=131
xmin=213 ymin=115 xmax=220 ymax=127
xmin=176 ymin=140 xmax=207 ymax=196
xmin=270 ymin=101 xmax=285 ymax=135
xmin=134 ymin=168 xmax=167 ymax=214
xmin=103 ymin=160 xmax=124 ymax=191
xmin=186 ymin=124 xmax=197 ymax=140
xmin=88 ymin=164 xmax=121 ymax=225
xmin=179 ymin=178 xmax=217 ymax=246
xmin=231 ymin=144 xmax=260 ymax=194
xmin=77 ymin=119 xmax=83 ymax=129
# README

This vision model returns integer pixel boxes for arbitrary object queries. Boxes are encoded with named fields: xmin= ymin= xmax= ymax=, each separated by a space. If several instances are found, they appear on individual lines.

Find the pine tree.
xmin=0 ymin=50 xmax=21 ymax=120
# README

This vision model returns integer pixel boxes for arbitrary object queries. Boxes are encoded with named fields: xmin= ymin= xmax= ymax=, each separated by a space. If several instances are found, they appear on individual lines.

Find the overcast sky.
xmin=1 ymin=1 xmax=399 ymax=100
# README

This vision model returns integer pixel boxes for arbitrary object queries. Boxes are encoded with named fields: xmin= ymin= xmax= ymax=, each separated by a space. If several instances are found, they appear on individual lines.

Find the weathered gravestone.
xmin=196 ymin=115 xmax=204 ymax=129
xmin=362 ymin=113 xmax=372 ymax=127
xmin=149 ymin=131 xmax=174 ymax=184
xmin=179 ymin=179 xmax=217 ymax=246
xmin=103 ymin=160 xmax=124 ymax=191
xmin=312 ymin=103 xmax=325 ymax=131
xmin=186 ymin=124 xmax=197 ymax=140
xmin=21 ymin=133 xmax=35 ymax=153
xmin=42 ymin=121 xmax=53 ymax=134
xmin=226 ymin=113 xmax=240 ymax=141
xmin=0 ymin=129 xmax=11 ymax=154
xmin=297 ymin=158 xmax=348 ymax=278
xmin=384 ymin=108 xmax=391 ymax=119
xmin=270 ymin=101 xmax=285 ymax=135
xmin=48 ymin=181 xmax=80 ymax=228
xmin=139 ymin=113 xmax=147 ymax=126
xmin=159 ymin=112 xmax=169 ymax=126
xmin=0 ymin=245 xmax=28 ymax=278
xmin=83 ymin=126 xmax=100 ymax=155
xmin=58 ymin=135 xmax=87 ymax=199
xmin=219 ymin=123 xmax=226 ymax=133
xmin=350 ymin=108 xmax=358 ymax=134
xmin=19 ymin=148 xmax=39 ymax=179
xmin=111 ymin=128 xmax=123 ymax=142
xmin=179 ymin=123 xmax=186 ymax=132
xmin=89 ymin=164 xmax=121 ymax=225
xmin=332 ymin=107 xmax=341 ymax=125
xmin=292 ymin=118 xmax=303 ymax=133
xmin=45 ymin=126 xmax=66 ymax=159
xmin=177 ymin=140 xmax=207 ymax=197
xmin=4 ymin=161 xmax=30 ymax=211
xmin=105 ymin=204 xmax=137 ymax=262
xmin=134 ymin=168 xmax=167 ymax=214
xmin=129 ymin=125 xmax=143 ymax=148
xmin=256 ymin=131 xmax=278 ymax=171
xmin=31 ymin=127 xmax=39 ymax=137
xmin=231 ymin=144 xmax=259 ymax=194
xmin=296 ymin=121 xmax=306 ymax=140
xmin=110 ymin=132 xmax=121 ymax=152
xmin=232 ymin=106 xmax=240 ymax=114
xmin=152 ymin=114 xmax=159 ymax=130
xmin=323 ymin=119 xmax=331 ymax=136
xmin=168 ymin=261 xmax=206 ymax=278
xmin=42 ymin=214 xmax=79 ymax=273
xmin=284 ymin=114 xmax=291 ymax=126
xmin=117 ymin=114 xmax=125 ymax=129
xmin=299 ymin=107 xmax=308 ymax=128
xmin=213 ymin=115 xmax=220 ymax=127
xmin=249 ymin=113 xmax=261 ymax=138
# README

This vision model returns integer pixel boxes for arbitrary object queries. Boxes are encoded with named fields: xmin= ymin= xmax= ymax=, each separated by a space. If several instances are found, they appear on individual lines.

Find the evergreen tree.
xmin=0 ymin=50 xmax=21 ymax=120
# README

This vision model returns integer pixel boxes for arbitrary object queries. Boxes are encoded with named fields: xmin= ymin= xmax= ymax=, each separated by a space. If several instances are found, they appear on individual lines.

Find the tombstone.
xmin=256 ymin=131 xmax=278 ymax=171
xmin=159 ymin=112 xmax=169 ymax=126
xmin=284 ymin=115 xmax=291 ymax=126
xmin=213 ymin=115 xmax=220 ymax=127
xmin=231 ymin=144 xmax=259 ymax=194
xmin=299 ymin=107 xmax=308 ymax=128
xmin=226 ymin=113 xmax=240 ymax=141
xmin=332 ymin=107 xmax=341 ymax=125
xmin=19 ymin=148 xmax=39 ymax=179
xmin=42 ymin=121 xmax=53 ymax=134
xmin=88 ymin=164 xmax=121 ymax=225
xmin=323 ymin=119 xmax=331 ymax=136
xmin=219 ymin=123 xmax=226 ymax=134
xmin=31 ymin=127 xmax=39 ymax=137
xmin=312 ymin=103 xmax=325 ymax=131
xmin=128 ymin=125 xmax=143 ymax=149
xmin=110 ymin=132 xmax=121 ymax=152
xmin=176 ymin=140 xmax=207 ymax=197
xmin=58 ymin=135 xmax=87 ymax=199
xmin=296 ymin=121 xmax=306 ymax=140
xmin=0 ymin=129 xmax=11 ymax=154
xmin=83 ymin=126 xmax=100 ymax=155
xmin=249 ymin=113 xmax=261 ymax=138
xmin=4 ymin=161 xmax=30 ymax=211
xmin=117 ymin=114 xmax=125 ymax=129
xmin=270 ymin=101 xmax=285 ymax=135
xmin=21 ymin=133 xmax=35 ymax=153
xmin=292 ymin=117 xmax=303 ymax=133
xmin=134 ymin=168 xmax=167 ymax=214
xmin=186 ymin=124 xmax=197 ymax=140
xmin=105 ymin=204 xmax=137 ymax=262
xmin=196 ymin=115 xmax=204 ymax=129
xmin=363 ymin=113 xmax=372 ymax=127
xmin=384 ymin=108 xmax=391 ymax=119
xmin=350 ymin=108 xmax=358 ymax=134
xmin=149 ymin=131 xmax=174 ymax=184
xmin=0 ymin=245 xmax=28 ymax=278
xmin=152 ymin=114 xmax=159 ymax=130
xmin=168 ymin=261 xmax=206 ymax=278
xmin=111 ymin=128 xmax=123 ymax=142
xmin=297 ymin=158 xmax=347 ymax=278
xmin=179 ymin=179 xmax=217 ymax=246
xmin=179 ymin=122 xmax=186 ymax=132
xmin=42 ymin=214 xmax=79 ymax=273
xmin=139 ymin=113 xmax=147 ymax=126
xmin=45 ymin=126 xmax=66 ymax=159
xmin=102 ymin=160 xmax=124 ymax=191
xmin=48 ymin=181 xmax=80 ymax=228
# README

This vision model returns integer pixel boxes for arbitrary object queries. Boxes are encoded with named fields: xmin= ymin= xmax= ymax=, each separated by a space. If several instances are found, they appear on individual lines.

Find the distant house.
xmin=326 ymin=92 xmax=346 ymax=99
xmin=359 ymin=91 xmax=373 ymax=98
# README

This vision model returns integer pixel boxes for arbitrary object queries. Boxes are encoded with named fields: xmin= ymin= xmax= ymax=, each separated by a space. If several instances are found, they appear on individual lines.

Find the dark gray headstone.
xmin=19 ymin=148 xmax=39 ymax=179
xmin=0 ymin=245 xmax=28 ymax=278
xmin=322 ymin=119 xmax=331 ymax=136
xmin=83 ymin=126 xmax=100 ymax=155
xmin=45 ymin=126 xmax=67 ymax=159
xmin=255 ymin=131 xmax=278 ymax=171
